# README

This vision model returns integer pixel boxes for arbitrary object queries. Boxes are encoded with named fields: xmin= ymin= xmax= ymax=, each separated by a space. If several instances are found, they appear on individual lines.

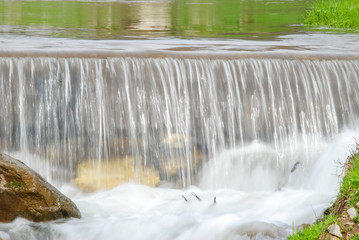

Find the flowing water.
xmin=0 ymin=52 xmax=359 ymax=239
xmin=1 ymin=0 xmax=359 ymax=239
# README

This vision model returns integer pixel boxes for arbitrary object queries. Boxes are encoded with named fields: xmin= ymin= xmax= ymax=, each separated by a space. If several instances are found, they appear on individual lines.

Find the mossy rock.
xmin=0 ymin=153 xmax=81 ymax=222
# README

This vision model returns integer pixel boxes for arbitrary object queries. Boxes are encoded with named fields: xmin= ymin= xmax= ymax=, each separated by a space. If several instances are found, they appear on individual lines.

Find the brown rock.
xmin=0 ymin=153 xmax=81 ymax=222
xmin=319 ymin=232 xmax=340 ymax=240
xmin=301 ymin=224 xmax=311 ymax=229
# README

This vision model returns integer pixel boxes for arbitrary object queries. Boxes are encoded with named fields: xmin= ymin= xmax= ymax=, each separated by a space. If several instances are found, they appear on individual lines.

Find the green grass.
xmin=337 ymin=154 xmax=359 ymax=206
xmin=289 ymin=153 xmax=359 ymax=239
xmin=288 ymin=215 xmax=338 ymax=240
xmin=306 ymin=0 xmax=359 ymax=30
xmin=353 ymin=232 xmax=359 ymax=239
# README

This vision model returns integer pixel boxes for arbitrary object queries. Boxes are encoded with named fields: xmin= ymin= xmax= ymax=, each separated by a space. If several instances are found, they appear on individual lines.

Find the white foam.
xmin=1 ymin=130 xmax=357 ymax=239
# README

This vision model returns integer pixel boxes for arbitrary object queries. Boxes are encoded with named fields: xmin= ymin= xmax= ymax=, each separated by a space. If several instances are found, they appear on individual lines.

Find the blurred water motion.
xmin=1 ymin=0 xmax=359 ymax=238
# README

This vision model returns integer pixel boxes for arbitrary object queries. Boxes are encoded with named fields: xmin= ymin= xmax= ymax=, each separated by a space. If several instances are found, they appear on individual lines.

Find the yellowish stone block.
xmin=73 ymin=157 xmax=160 ymax=192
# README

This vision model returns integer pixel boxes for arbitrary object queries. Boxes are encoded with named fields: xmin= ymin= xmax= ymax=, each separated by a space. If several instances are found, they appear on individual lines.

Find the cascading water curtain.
xmin=0 ymin=57 xmax=359 ymax=187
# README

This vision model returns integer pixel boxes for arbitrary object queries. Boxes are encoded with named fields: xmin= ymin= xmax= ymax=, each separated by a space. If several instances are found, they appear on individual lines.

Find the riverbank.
xmin=289 ymin=148 xmax=359 ymax=239
xmin=306 ymin=0 xmax=359 ymax=31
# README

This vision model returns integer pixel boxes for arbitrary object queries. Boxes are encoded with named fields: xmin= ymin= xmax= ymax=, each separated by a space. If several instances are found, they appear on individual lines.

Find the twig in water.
xmin=290 ymin=162 xmax=301 ymax=173
xmin=182 ymin=195 xmax=188 ymax=202
xmin=210 ymin=196 xmax=217 ymax=207
xmin=191 ymin=192 xmax=201 ymax=201
xmin=311 ymin=205 xmax=319 ymax=222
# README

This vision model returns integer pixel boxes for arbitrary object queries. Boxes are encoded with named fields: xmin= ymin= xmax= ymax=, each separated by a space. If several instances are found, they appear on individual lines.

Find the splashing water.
xmin=0 ymin=56 xmax=359 ymax=239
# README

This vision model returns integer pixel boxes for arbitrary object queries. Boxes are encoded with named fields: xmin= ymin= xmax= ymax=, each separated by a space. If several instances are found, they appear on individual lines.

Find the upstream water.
xmin=0 ymin=47 xmax=359 ymax=239
xmin=1 ymin=0 xmax=359 ymax=238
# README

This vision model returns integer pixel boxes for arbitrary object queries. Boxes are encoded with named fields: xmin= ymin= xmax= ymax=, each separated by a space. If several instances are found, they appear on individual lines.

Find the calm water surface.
xmin=0 ymin=0 xmax=312 ymax=40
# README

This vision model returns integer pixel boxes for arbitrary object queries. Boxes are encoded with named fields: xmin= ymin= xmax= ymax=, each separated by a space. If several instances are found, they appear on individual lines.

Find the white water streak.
xmin=0 ymin=57 xmax=358 ymax=187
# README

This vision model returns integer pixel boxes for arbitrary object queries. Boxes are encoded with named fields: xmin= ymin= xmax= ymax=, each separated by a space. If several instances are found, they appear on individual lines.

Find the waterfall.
xmin=1 ymin=57 xmax=359 ymax=188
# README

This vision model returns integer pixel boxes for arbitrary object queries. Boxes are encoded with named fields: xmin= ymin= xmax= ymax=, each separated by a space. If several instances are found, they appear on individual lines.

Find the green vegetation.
xmin=306 ymin=0 xmax=359 ymax=30
xmin=289 ymin=152 xmax=359 ymax=239
xmin=5 ymin=180 xmax=23 ymax=189
xmin=336 ymin=153 xmax=359 ymax=206
xmin=354 ymin=215 xmax=359 ymax=224
xmin=288 ymin=215 xmax=338 ymax=240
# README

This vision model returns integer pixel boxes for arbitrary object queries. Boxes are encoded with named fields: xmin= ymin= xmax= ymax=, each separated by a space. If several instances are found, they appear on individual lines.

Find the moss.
xmin=5 ymin=180 xmax=23 ymax=189
xmin=305 ymin=0 xmax=359 ymax=31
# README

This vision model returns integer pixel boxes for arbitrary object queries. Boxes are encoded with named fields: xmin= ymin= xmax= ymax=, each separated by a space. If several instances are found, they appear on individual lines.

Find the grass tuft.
xmin=288 ymin=215 xmax=337 ymax=240
xmin=336 ymin=154 xmax=359 ymax=207
xmin=305 ymin=0 xmax=359 ymax=30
